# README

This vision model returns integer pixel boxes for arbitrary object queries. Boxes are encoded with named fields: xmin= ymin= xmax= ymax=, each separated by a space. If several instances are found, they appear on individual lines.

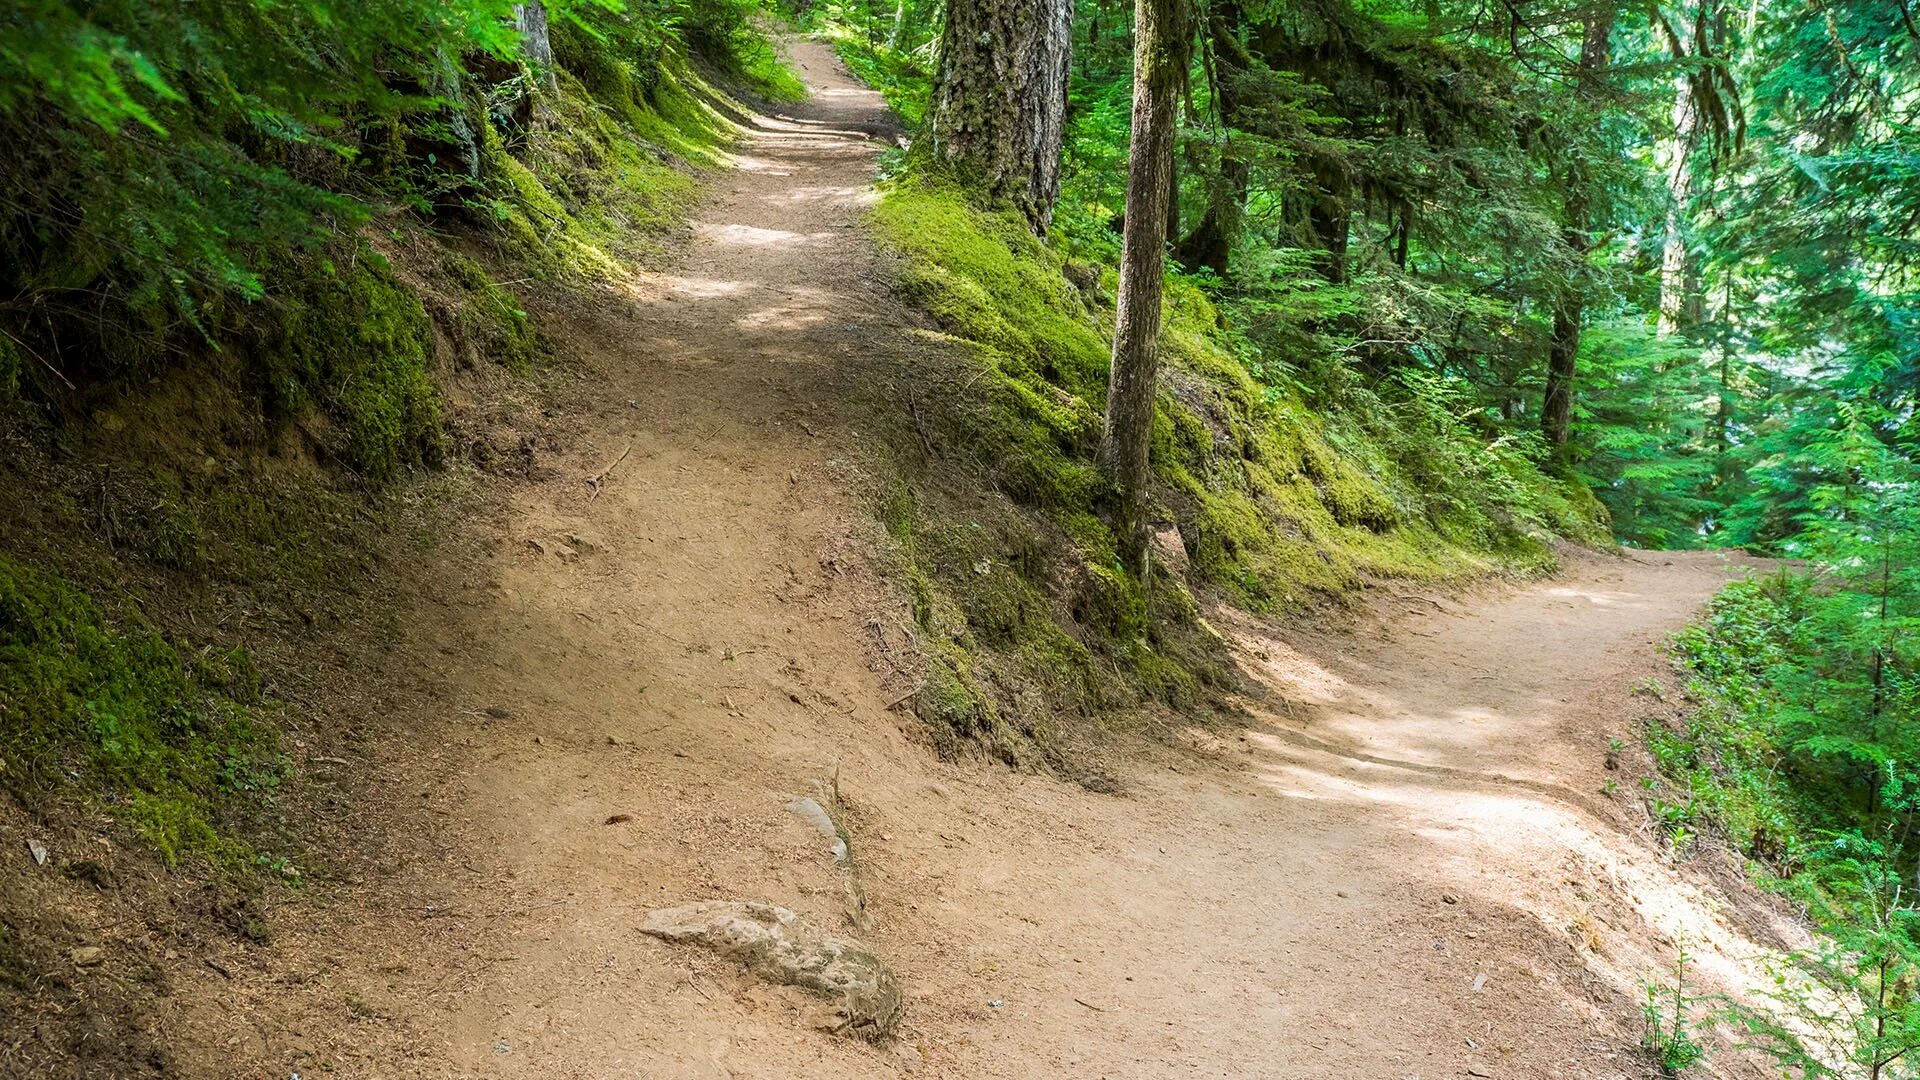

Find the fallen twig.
xmin=0 ymin=326 xmax=76 ymax=390
xmin=586 ymin=443 xmax=634 ymax=500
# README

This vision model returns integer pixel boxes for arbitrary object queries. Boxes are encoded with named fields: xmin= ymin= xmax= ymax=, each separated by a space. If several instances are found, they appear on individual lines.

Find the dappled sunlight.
xmin=777 ymin=185 xmax=878 ymax=206
xmin=737 ymin=302 xmax=834 ymax=331
xmin=695 ymin=222 xmax=807 ymax=246
xmin=1541 ymin=585 xmax=1643 ymax=608
xmin=656 ymin=274 xmax=747 ymax=299
xmin=1229 ymin=635 xmax=1352 ymax=708
xmin=1241 ymin=724 xmax=1792 ymax=1026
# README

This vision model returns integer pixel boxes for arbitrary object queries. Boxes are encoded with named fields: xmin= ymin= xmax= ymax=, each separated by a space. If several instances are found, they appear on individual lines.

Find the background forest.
xmin=0 ymin=0 xmax=1917 ymax=1072
xmin=824 ymin=0 xmax=1920 ymax=1066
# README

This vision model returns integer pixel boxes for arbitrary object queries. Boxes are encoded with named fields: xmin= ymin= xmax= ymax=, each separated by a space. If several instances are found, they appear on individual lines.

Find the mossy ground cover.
xmin=0 ymin=22 xmax=799 ymax=870
xmin=0 ymin=555 xmax=281 ymax=869
xmin=863 ymin=174 xmax=1609 ymax=766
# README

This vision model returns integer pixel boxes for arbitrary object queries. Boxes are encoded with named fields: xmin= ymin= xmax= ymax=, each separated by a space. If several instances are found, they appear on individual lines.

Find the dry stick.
xmin=586 ymin=442 xmax=634 ymax=500
xmin=0 ymin=326 xmax=76 ymax=390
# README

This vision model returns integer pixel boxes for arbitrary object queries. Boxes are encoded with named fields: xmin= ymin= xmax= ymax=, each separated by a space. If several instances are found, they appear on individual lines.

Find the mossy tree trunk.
xmin=1540 ymin=13 xmax=1614 ymax=459
xmin=1100 ymin=0 xmax=1191 ymax=573
xmin=927 ymin=0 xmax=1074 ymax=232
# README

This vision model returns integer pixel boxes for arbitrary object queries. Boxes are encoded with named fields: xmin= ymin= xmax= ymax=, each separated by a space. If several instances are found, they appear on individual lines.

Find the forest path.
xmin=173 ymin=43 xmax=1786 ymax=1079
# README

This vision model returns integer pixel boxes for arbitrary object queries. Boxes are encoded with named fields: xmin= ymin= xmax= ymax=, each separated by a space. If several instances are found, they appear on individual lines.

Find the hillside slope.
xmin=100 ymin=44 xmax=1794 ymax=1079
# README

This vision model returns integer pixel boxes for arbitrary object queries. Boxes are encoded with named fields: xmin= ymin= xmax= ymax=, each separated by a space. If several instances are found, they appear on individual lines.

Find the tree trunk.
xmin=1308 ymin=156 xmax=1351 ymax=284
xmin=1100 ymin=0 xmax=1190 ymax=573
xmin=1539 ymin=14 xmax=1614 ymax=458
xmin=1175 ymin=3 xmax=1250 ymax=274
xmin=1541 ymin=304 xmax=1581 ymax=455
xmin=515 ymin=2 xmax=556 ymax=90
xmin=513 ymin=2 xmax=557 ymax=128
xmin=928 ymin=0 xmax=1075 ymax=233
xmin=1657 ymin=62 xmax=1703 ymax=335
xmin=887 ymin=0 xmax=909 ymax=49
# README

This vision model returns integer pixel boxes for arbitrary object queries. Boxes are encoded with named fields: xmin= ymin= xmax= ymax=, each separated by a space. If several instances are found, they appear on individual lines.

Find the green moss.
xmin=0 ymin=554 xmax=283 ymax=868
xmin=734 ymin=37 xmax=808 ymax=104
xmin=262 ymin=252 xmax=443 ymax=479
xmin=478 ymin=56 xmax=729 ymax=284
xmin=864 ymin=172 xmax=1607 ymax=764
xmin=443 ymin=252 xmax=541 ymax=372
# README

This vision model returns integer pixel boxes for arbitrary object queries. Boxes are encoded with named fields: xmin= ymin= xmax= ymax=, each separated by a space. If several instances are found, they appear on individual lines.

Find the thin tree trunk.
xmin=515 ymin=2 xmax=556 ymax=90
xmin=887 ymin=0 xmax=909 ymax=49
xmin=1542 ymin=303 xmax=1581 ymax=455
xmin=514 ymin=2 xmax=557 ymax=129
xmin=928 ymin=0 xmax=1075 ymax=232
xmin=1175 ymin=2 xmax=1250 ymax=273
xmin=1540 ymin=14 xmax=1614 ymax=458
xmin=1100 ymin=0 xmax=1190 ymax=573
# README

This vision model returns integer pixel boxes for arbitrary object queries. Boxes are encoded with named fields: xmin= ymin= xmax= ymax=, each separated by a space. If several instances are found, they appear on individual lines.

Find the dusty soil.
xmin=143 ymin=42 xmax=1792 ymax=1079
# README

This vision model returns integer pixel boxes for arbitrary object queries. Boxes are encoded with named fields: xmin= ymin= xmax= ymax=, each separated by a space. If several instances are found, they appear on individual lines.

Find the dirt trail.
xmin=172 ymin=44 xmax=1788 ymax=1079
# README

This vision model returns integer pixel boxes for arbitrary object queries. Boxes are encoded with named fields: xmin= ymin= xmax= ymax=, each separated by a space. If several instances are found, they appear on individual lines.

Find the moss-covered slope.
xmin=0 ymin=37 xmax=778 ymax=867
xmin=865 ymin=175 xmax=1610 ymax=770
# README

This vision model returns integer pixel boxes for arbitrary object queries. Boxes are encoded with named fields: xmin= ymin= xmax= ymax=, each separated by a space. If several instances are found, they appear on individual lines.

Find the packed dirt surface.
xmin=156 ymin=41 xmax=1788 ymax=1080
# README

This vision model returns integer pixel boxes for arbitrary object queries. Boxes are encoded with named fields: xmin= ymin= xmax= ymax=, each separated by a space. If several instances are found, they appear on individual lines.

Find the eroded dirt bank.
xmin=157 ymin=43 xmax=1780 ymax=1080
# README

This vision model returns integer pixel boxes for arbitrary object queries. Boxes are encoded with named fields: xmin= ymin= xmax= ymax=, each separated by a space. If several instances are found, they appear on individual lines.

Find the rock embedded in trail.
xmin=640 ymin=900 xmax=902 ymax=1040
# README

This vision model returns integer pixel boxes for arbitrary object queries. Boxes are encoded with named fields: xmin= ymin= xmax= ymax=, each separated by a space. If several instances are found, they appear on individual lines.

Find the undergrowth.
xmin=1653 ymin=556 xmax=1920 ymax=1075
xmin=863 ymin=172 xmax=1609 ymax=764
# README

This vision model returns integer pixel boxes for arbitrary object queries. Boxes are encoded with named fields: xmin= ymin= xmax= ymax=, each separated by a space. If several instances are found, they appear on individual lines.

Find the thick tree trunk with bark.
xmin=1657 ymin=65 xmax=1703 ymax=335
xmin=1540 ymin=14 xmax=1615 ymax=458
xmin=929 ymin=0 xmax=1074 ymax=232
xmin=1100 ymin=0 xmax=1190 ymax=573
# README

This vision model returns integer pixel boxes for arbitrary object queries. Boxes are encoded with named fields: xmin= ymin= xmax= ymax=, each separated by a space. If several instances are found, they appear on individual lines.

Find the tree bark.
xmin=928 ymin=0 xmax=1075 ymax=233
xmin=1308 ymin=156 xmax=1352 ymax=284
xmin=887 ymin=0 xmax=910 ymax=50
xmin=515 ymin=2 xmax=557 ymax=92
xmin=1541 ymin=303 xmax=1581 ymax=455
xmin=1540 ymin=14 xmax=1615 ymax=458
xmin=1100 ymin=0 xmax=1190 ymax=573
xmin=1657 ymin=17 xmax=1704 ymax=336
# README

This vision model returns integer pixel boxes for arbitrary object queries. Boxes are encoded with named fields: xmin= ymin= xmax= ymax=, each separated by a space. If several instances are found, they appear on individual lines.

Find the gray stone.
xmin=785 ymin=797 xmax=850 ymax=862
xmin=641 ymin=901 xmax=901 ymax=1039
